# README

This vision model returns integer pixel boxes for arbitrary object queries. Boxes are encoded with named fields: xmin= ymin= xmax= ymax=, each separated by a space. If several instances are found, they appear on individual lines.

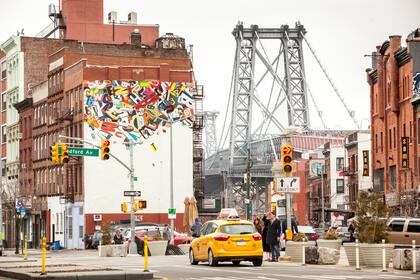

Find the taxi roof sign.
xmin=218 ymin=208 xmax=239 ymax=220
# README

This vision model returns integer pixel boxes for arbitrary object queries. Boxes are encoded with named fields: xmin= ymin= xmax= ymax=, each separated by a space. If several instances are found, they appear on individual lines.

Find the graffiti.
xmin=84 ymin=80 xmax=194 ymax=142
xmin=413 ymin=73 xmax=420 ymax=97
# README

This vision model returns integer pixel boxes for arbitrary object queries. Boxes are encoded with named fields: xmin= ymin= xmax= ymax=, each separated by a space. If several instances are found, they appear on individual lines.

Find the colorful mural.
xmin=84 ymin=80 xmax=194 ymax=143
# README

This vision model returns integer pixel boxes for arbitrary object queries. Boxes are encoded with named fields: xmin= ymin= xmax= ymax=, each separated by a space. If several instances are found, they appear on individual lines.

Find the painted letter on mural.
xmin=84 ymin=80 xmax=194 ymax=143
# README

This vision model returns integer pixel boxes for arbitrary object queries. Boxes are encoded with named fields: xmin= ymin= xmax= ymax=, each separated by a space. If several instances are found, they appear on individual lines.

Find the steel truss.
xmin=203 ymin=111 xmax=219 ymax=158
xmin=227 ymin=22 xmax=310 ymax=211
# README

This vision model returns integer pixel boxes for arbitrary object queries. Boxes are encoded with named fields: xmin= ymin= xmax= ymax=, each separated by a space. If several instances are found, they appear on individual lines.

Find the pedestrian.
xmin=191 ymin=217 xmax=202 ymax=237
xmin=253 ymin=217 xmax=263 ymax=235
xmin=113 ymin=229 xmax=124 ymax=245
xmin=266 ymin=212 xmax=281 ymax=262
xmin=261 ymin=214 xmax=271 ymax=260
xmin=348 ymin=221 xmax=355 ymax=242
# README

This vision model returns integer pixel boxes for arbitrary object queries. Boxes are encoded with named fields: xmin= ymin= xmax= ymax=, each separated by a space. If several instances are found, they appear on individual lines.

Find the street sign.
xmin=168 ymin=208 xmax=176 ymax=219
xmin=275 ymin=177 xmax=300 ymax=193
xmin=124 ymin=191 xmax=142 ymax=197
xmin=67 ymin=147 xmax=99 ymax=157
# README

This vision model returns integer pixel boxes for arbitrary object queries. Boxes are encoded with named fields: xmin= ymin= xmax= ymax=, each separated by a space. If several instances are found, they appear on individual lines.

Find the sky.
xmin=1 ymin=0 xmax=419 ymax=148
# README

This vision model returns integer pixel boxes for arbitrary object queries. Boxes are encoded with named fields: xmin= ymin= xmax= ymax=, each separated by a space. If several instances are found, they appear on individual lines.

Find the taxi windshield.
xmin=220 ymin=224 xmax=256 ymax=235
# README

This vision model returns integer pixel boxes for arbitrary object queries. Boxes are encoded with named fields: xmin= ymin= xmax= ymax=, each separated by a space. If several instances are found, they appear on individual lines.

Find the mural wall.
xmin=84 ymin=80 xmax=194 ymax=143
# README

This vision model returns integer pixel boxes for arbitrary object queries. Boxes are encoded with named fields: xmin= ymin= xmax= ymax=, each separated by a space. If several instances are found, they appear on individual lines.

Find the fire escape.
xmin=192 ymin=85 xmax=204 ymax=208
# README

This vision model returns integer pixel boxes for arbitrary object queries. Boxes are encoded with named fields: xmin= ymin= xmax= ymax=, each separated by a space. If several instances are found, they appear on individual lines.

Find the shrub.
xmin=292 ymin=232 xmax=308 ymax=242
xmin=323 ymin=229 xmax=339 ymax=240
xmin=353 ymin=191 xmax=391 ymax=244
xmin=101 ymin=221 xmax=112 ymax=246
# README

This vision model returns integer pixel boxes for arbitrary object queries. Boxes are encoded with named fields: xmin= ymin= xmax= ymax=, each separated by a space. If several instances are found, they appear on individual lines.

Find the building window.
xmin=389 ymin=129 xmax=392 ymax=149
xmin=68 ymin=215 xmax=73 ymax=240
xmin=1 ymin=60 xmax=6 ymax=80
xmin=1 ymin=92 xmax=6 ymax=111
xmin=1 ymin=159 xmax=6 ymax=177
xmin=336 ymin=157 xmax=344 ymax=171
xmin=393 ymin=127 xmax=396 ymax=149
xmin=1 ymin=125 xmax=6 ymax=144
xmin=380 ymin=132 xmax=383 ymax=152
xmin=336 ymin=179 xmax=344 ymax=193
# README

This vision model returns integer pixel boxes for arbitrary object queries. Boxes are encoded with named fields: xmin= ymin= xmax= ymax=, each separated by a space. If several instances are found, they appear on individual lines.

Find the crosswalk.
xmin=181 ymin=274 xmax=418 ymax=280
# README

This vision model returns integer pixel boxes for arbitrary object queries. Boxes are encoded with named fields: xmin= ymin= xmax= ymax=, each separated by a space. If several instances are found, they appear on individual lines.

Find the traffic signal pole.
xmin=58 ymin=135 xmax=137 ymax=254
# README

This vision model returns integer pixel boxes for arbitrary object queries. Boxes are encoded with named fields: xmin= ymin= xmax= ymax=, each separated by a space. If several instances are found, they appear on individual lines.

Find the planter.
xmin=317 ymin=239 xmax=342 ymax=251
xmin=178 ymin=244 xmax=191 ymax=255
xmin=360 ymin=243 xmax=394 ymax=267
xmin=343 ymin=243 xmax=364 ymax=266
xmin=285 ymin=241 xmax=316 ymax=262
xmin=98 ymin=244 xmax=128 ymax=257
xmin=148 ymin=240 xmax=168 ymax=256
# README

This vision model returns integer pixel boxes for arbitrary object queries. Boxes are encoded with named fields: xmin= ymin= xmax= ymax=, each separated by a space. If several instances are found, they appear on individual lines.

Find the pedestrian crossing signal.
xmin=121 ymin=202 xmax=128 ymax=213
xmin=101 ymin=139 xmax=110 ymax=160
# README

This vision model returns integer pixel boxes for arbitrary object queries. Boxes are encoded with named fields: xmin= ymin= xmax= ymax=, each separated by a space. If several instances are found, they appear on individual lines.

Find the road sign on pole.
xmin=168 ymin=208 xmax=176 ymax=219
xmin=67 ymin=147 xmax=99 ymax=157
xmin=124 ymin=191 xmax=142 ymax=197
xmin=275 ymin=177 xmax=300 ymax=193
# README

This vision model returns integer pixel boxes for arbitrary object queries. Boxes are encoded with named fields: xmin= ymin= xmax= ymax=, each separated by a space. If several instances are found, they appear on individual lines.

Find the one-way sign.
xmin=124 ymin=191 xmax=142 ymax=197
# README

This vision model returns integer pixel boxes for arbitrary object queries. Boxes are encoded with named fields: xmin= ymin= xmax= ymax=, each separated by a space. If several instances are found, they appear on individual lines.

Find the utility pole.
xmin=320 ymin=164 xmax=325 ymax=229
xmin=128 ymin=140 xmax=137 ymax=255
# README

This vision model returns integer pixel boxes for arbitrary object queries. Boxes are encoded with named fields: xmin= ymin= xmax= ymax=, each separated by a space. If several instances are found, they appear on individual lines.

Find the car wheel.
xmin=208 ymin=249 xmax=218 ymax=266
xmin=253 ymin=258 xmax=263 ymax=266
xmin=189 ymin=249 xmax=198 ymax=265
xmin=232 ymin=261 xmax=240 ymax=266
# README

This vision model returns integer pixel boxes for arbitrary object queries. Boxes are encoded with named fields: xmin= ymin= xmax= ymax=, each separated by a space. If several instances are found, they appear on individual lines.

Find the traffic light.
xmin=101 ymin=139 xmax=110 ymax=160
xmin=61 ymin=144 xmax=69 ymax=164
xmin=281 ymin=144 xmax=293 ymax=176
xmin=136 ymin=199 xmax=147 ymax=210
xmin=50 ymin=144 xmax=59 ymax=163
xmin=121 ymin=202 xmax=128 ymax=213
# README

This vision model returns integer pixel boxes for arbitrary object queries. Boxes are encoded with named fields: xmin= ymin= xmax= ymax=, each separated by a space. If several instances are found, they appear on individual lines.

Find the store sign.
xmin=401 ymin=137 xmax=409 ymax=168
xmin=362 ymin=150 xmax=369 ymax=176
xmin=203 ymin=199 xmax=216 ymax=209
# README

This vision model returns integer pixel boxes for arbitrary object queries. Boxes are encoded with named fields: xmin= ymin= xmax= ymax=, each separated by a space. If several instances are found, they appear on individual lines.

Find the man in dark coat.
xmin=266 ymin=212 xmax=281 ymax=261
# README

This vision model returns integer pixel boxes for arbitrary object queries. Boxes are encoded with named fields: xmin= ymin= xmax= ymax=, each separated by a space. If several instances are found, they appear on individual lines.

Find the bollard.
xmin=381 ymin=239 xmax=387 ymax=272
xmin=413 ymin=240 xmax=417 ymax=274
xmin=23 ymin=235 xmax=27 ymax=260
xmin=302 ymin=245 xmax=305 ymax=266
xmin=355 ymin=239 xmax=360 ymax=270
xmin=144 ymin=235 xmax=149 ymax=272
xmin=41 ymin=237 xmax=46 ymax=275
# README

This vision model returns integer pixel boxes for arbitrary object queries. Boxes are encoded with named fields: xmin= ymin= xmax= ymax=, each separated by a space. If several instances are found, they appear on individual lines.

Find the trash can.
xmin=54 ymin=241 xmax=61 ymax=251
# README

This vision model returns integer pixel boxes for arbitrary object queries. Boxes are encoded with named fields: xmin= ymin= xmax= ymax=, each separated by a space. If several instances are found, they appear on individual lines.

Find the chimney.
xmin=130 ymin=29 xmax=142 ymax=46
xmin=371 ymin=52 xmax=377 ymax=70
xmin=128 ymin=12 xmax=137 ymax=24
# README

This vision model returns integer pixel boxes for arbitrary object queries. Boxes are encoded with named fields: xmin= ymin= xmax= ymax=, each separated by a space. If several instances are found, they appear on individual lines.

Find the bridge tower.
xmin=228 ymin=22 xmax=310 ymax=214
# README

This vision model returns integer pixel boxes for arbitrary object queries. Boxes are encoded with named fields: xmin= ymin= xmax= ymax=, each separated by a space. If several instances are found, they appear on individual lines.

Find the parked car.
xmin=387 ymin=217 xmax=420 ymax=245
xmin=335 ymin=226 xmax=351 ymax=243
xmin=297 ymin=226 xmax=319 ymax=241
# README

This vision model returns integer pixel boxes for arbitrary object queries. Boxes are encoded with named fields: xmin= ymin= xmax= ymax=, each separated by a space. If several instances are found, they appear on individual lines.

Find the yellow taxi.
xmin=189 ymin=216 xmax=263 ymax=266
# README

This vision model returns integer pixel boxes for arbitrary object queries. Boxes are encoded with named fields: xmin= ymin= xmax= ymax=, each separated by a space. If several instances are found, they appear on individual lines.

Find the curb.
xmin=0 ymin=269 xmax=154 ymax=280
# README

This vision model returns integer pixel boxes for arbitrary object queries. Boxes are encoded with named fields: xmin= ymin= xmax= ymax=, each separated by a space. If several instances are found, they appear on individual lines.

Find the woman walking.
xmin=261 ymin=214 xmax=271 ymax=261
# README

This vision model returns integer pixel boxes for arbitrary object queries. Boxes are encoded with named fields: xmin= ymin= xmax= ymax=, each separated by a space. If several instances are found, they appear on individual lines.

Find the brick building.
xmin=367 ymin=30 xmax=420 ymax=215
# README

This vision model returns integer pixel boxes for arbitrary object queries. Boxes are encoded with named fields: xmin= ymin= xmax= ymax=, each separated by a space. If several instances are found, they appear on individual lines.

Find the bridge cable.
xmin=300 ymin=32 xmax=361 ymax=129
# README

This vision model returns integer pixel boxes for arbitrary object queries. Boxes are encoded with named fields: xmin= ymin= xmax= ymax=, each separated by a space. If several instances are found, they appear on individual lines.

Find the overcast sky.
xmin=1 ymin=0 xmax=419 ymax=146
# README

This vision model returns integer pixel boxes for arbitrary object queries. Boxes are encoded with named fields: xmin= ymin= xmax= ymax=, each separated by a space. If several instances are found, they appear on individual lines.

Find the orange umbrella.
xmin=189 ymin=196 xmax=198 ymax=226
xmin=183 ymin=197 xmax=191 ymax=234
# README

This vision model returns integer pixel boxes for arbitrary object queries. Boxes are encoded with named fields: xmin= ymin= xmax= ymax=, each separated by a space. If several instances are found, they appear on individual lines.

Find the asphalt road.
xmin=2 ymin=250 xmax=418 ymax=280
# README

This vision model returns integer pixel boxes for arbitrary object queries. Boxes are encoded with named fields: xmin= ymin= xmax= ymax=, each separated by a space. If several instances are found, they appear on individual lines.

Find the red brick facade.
xmin=367 ymin=33 xmax=420 ymax=215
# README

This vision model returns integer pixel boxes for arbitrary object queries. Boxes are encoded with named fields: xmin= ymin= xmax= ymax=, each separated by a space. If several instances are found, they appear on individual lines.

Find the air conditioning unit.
xmin=108 ymin=11 xmax=117 ymax=23
xmin=17 ymin=132 xmax=22 ymax=139
xmin=93 ymin=214 xmax=102 ymax=222
xmin=128 ymin=12 xmax=137 ymax=24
